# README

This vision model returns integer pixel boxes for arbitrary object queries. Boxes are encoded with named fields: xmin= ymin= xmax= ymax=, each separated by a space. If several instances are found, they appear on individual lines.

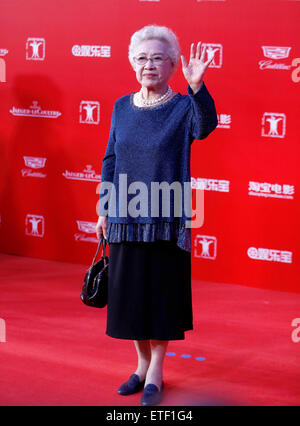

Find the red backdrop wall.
xmin=0 ymin=0 xmax=299 ymax=292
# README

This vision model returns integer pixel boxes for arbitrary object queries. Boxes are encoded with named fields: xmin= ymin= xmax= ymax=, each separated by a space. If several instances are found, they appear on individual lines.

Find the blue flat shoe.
xmin=141 ymin=381 xmax=164 ymax=406
xmin=117 ymin=374 xmax=146 ymax=395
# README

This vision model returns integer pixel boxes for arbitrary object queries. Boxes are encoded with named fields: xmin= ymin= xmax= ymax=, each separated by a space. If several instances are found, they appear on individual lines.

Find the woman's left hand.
xmin=181 ymin=42 xmax=215 ymax=94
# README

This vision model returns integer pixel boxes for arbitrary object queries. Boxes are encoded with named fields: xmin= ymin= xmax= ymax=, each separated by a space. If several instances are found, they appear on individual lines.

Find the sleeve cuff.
xmin=187 ymin=81 xmax=205 ymax=97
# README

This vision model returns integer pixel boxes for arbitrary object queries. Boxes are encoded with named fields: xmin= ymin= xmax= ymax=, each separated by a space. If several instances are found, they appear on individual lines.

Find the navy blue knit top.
xmin=98 ymin=82 xmax=218 ymax=252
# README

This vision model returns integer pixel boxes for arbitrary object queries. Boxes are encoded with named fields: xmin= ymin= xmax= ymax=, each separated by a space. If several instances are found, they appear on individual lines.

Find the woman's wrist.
xmin=189 ymin=81 xmax=204 ymax=95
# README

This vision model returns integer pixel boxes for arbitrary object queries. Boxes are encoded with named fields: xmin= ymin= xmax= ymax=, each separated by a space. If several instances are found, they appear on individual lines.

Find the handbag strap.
xmin=91 ymin=235 xmax=107 ymax=266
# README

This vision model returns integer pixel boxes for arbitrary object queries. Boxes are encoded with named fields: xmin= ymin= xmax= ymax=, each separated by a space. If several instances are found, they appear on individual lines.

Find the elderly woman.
xmin=96 ymin=25 xmax=218 ymax=406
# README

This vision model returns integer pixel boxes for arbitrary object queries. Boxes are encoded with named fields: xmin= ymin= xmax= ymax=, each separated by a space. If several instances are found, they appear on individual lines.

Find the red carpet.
xmin=0 ymin=252 xmax=299 ymax=406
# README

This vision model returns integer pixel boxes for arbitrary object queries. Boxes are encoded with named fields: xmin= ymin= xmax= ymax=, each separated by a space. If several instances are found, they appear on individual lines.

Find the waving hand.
xmin=181 ymin=42 xmax=215 ymax=94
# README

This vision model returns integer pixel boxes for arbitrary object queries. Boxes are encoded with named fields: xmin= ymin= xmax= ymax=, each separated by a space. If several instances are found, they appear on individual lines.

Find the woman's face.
xmin=133 ymin=39 xmax=174 ymax=90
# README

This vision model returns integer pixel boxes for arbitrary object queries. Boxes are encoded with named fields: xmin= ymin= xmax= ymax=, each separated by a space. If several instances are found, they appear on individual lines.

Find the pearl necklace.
xmin=138 ymin=86 xmax=173 ymax=106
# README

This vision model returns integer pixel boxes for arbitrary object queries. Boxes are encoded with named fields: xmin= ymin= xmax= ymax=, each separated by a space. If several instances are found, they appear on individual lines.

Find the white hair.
xmin=128 ymin=24 xmax=181 ymax=71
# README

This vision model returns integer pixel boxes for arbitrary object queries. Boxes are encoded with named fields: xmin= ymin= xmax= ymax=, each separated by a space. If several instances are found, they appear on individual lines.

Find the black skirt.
xmin=106 ymin=239 xmax=193 ymax=341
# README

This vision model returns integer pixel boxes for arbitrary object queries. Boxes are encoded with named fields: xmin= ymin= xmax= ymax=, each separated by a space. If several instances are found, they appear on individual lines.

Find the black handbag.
xmin=80 ymin=235 xmax=109 ymax=308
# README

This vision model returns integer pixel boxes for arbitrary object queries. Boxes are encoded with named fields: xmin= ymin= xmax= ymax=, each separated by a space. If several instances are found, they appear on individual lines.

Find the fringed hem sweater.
xmin=99 ymin=82 xmax=218 ymax=252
